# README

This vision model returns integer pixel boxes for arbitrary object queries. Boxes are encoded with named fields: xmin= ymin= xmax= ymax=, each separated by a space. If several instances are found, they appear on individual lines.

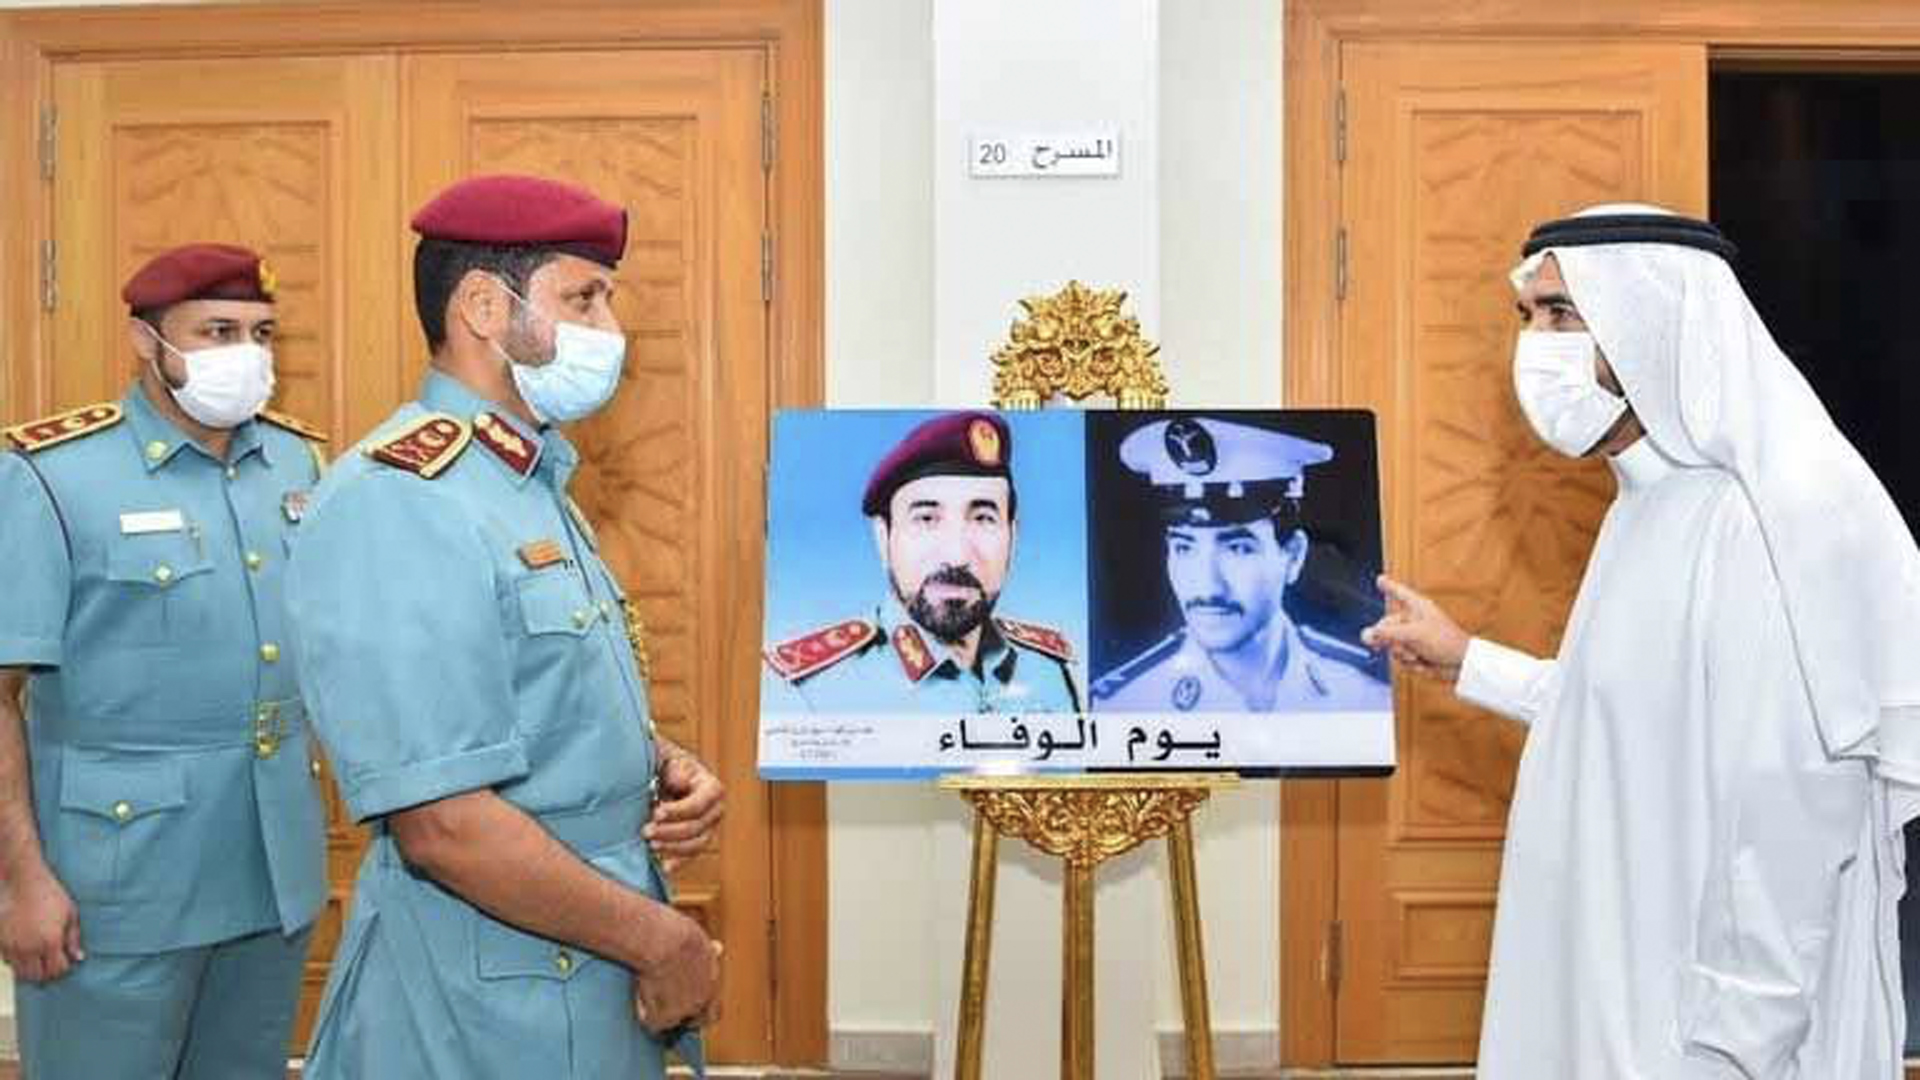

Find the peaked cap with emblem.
xmin=123 ymin=243 xmax=276 ymax=312
xmin=862 ymin=411 xmax=1013 ymax=517
xmin=1120 ymin=416 xmax=1333 ymax=527
xmin=411 ymin=174 xmax=628 ymax=269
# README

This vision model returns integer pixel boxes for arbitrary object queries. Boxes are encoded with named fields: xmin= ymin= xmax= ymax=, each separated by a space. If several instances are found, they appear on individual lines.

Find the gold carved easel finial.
xmin=989 ymin=280 xmax=1169 ymax=411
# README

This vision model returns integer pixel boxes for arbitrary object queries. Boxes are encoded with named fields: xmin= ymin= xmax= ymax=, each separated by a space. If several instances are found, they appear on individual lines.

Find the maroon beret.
xmin=122 ymin=244 xmax=275 ymax=311
xmin=862 ymin=412 xmax=1013 ymax=516
xmin=410 ymin=174 xmax=628 ymax=268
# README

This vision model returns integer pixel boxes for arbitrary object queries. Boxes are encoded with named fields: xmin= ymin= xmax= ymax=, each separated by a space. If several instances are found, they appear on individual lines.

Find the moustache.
xmin=921 ymin=566 xmax=985 ymax=593
xmin=1184 ymin=597 xmax=1245 ymax=617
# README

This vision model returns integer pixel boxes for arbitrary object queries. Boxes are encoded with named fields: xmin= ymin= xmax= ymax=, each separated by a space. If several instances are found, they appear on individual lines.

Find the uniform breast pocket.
xmin=515 ymin=571 xmax=598 ymax=640
xmin=54 ymin=751 xmax=190 ymax=902
xmin=102 ymin=532 xmax=216 ymax=644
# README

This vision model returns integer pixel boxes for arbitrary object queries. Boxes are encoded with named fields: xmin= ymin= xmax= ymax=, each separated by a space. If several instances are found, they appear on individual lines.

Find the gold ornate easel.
xmin=949 ymin=283 xmax=1234 ymax=1080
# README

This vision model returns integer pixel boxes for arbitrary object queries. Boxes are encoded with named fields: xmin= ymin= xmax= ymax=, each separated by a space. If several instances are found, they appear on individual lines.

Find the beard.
xmin=898 ymin=564 xmax=999 ymax=644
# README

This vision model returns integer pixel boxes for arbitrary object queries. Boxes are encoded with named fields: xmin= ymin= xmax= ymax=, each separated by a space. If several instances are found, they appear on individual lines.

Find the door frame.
xmin=1282 ymin=0 xmax=1920 ymax=1066
xmin=0 ymin=0 xmax=826 ymax=1063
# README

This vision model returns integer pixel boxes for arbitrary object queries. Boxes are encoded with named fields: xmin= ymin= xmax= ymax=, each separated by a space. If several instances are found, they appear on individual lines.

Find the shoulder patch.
xmin=258 ymin=408 xmax=328 ymax=442
xmin=996 ymin=617 xmax=1074 ymax=662
xmin=4 ymin=403 xmax=122 ymax=454
xmin=1090 ymin=632 xmax=1183 ymax=701
xmin=766 ymin=619 xmax=879 ymax=682
xmin=473 ymin=412 xmax=537 ymax=477
xmin=365 ymin=413 xmax=470 ymax=479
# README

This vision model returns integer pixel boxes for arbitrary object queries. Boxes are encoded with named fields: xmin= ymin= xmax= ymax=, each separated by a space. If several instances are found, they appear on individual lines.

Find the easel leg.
xmin=1168 ymin=820 xmax=1215 ymax=1080
xmin=1061 ymin=860 xmax=1095 ymax=1080
xmin=956 ymin=811 xmax=998 ymax=1080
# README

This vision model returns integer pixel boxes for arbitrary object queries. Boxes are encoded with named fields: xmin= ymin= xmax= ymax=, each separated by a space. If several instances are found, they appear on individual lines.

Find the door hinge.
xmin=1334 ymin=88 xmax=1347 ymax=166
xmin=761 ymin=232 xmax=774 ymax=303
xmin=761 ymin=91 xmax=776 ymax=172
xmin=39 ymin=239 xmax=57 ymax=312
xmin=1324 ymin=919 xmax=1345 ymax=994
xmin=38 ymin=105 xmax=56 ymax=182
xmin=1335 ymin=227 xmax=1349 ymax=302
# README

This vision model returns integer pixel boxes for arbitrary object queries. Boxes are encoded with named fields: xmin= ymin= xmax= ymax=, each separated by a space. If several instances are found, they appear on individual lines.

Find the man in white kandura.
xmin=1365 ymin=204 xmax=1920 ymax=1078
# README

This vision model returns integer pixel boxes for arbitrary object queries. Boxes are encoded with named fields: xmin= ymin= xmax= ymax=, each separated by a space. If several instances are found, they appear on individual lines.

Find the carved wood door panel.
xmin=405 ymin=48 xmax=774 ymax=1062
xmin=46 ymin=45 xmax=775 ymax=1060
xmin=1333 ymin=40 xmax=1707 ymax=1062
xmin=48 ymin=54 xmax=403 ymax=1048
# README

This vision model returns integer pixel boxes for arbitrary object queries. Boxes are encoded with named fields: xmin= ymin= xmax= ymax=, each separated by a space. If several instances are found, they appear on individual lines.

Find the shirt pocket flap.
xmin=516 ymin=571 xmax=594 ymax=638
xmin=473 ymin=913 xmax=586 ymax=982
xmin=105 ymin=533 xmax=214 ymax=588
xmin=59 ymin=754 xmax=188 ymax=822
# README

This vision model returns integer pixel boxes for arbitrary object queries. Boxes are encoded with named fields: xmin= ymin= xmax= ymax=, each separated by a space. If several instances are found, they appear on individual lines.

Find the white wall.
xmin=825 ymin=0 xmax=1286 ymax=1072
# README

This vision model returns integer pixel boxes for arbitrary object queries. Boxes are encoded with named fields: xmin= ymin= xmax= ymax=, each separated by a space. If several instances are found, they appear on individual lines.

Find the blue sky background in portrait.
xmin=762 ymin=409 xmax=1089 ymax=653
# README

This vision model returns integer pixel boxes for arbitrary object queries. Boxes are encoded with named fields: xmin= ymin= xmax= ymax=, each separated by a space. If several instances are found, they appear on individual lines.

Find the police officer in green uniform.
xmin=763 ymin=411 xmax=1081 ymax=714
xmin=1093 ymin=417 xmax=1390 ymax=714
xmin=286 ymin=174 xmax=725 ymax=1080
xmin=0 ymin=244 xmax=328 ymax=1078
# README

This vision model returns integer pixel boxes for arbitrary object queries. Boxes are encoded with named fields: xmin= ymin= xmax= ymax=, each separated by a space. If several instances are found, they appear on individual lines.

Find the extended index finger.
xmin=1375 ymin=574 xmax=1428 ymax=614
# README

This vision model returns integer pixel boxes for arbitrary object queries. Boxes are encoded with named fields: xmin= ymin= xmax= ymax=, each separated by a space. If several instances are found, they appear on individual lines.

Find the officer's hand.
xmin=1361 ymin=575 xmax=1470 ymax=683
xmin=633 ymin=910 xmax=721 ymax=1035
xmin=0 ymin=865 xmax=83 ymax=983
xmin=645 ymin=753 xmax=725 ymax=873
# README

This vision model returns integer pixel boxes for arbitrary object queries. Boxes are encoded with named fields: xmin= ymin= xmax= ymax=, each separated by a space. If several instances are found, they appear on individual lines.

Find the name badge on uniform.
xmin=282 ymin=490 xmax=311 ymax=524
xmin=119 ymin=509 xmax=185 ymax=535
xmin=518 ymin=539 xmax=569 ymax=570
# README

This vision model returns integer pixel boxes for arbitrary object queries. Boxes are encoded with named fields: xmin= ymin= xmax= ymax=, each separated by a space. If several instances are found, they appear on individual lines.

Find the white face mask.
xmin=146 ymin=329 xmax=276 ymax=430
xmin=493 ymin=282 xmax=627 ymax=424
xmin=1512 ymin=330 xmax=1629 ymax=457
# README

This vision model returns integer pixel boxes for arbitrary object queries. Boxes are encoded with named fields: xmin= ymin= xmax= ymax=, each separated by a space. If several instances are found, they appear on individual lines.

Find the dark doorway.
xmin=1711 ymin=68 xmax=1920 ymax=1052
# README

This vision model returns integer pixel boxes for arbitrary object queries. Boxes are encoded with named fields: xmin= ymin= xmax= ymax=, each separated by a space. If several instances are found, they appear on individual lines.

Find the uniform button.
xmin=309 ymin=759 xmax=322 ymax=779
xmin=599 ymin=601 xmax=613 ymax=618
xmin=225 ymin=465 xmax=238 ymax=481
xmin=145 ymin=441 xmax=168 ymax=462
xmin=153 ymin=564 xmax=175 ymax=585
xmin=554 ymin=950 xmax=574 ymax=974
xmin=260 ymin=643 xmax=281 ymax=663
xmin=572 ymin=609 xmax=591 ymax=629
xmin=111 ymin=800 xmax=133 ymax=823
xmin=648 ymin=775 xmax=661 ymax=801
xmin=246 ymin=551 xmax=264 ymax=571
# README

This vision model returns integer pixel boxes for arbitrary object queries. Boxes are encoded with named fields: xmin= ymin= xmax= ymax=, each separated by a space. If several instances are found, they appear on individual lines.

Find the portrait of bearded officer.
xmin=762 ymin=411 xmax=1080 ymax=715
xmin=1092 ymin=416 xmax=1390 ymax=715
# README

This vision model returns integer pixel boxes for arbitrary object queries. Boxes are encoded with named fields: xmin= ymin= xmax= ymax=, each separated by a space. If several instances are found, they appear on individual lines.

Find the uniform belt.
xmin=47 ymin=697 xmax=306 ymax=754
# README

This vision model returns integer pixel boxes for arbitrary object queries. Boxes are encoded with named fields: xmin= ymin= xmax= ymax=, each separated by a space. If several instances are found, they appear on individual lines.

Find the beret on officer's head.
xmin=1120 ymin=416 xmax=1334 ymax=527
xmin=411 ymin=174 xmax=629 ymax=268
xmin=863 ymin=411 xmax=1013 ymax=518
xmin=123 ymin=243 xmax=275 ymax=312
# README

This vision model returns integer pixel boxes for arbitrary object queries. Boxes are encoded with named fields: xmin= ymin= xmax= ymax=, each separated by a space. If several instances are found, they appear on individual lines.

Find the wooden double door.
xmin=40 ymin=46 xmax=781 ymax=1059
xmin=1321 ymin=38 xmax=1708 ymax=1063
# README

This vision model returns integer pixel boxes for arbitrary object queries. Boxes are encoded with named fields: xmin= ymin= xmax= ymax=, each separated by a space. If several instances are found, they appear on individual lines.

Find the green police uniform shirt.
xmin=0 ymin=389 xmax=328 ymax=953
xmin=287 ymin=372 xmax=697 ymax=1080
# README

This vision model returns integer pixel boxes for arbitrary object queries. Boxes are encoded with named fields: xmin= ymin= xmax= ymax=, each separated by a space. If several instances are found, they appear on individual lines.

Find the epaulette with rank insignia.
xmin=3 ymin=403 xmax=123 ymax=454
xmin=996 ymin=617 xmax=1074 ymax=662
xmin=472 ymin=412 xmax=536 ymax=476
xmin=258 ymin=408 xmax=328 ymax=442
xmin=765 ymin=618 xmax=879 ymax=682
xmin=1090 ymin=632 xmax=1182 ymax=701
xmin=365 ymin=413 xmax=470 ymax=479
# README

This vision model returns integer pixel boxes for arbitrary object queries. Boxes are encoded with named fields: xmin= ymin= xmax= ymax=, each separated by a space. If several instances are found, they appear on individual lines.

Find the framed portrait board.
xmin=757 ymin=409 xmax=1395 ymax=779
